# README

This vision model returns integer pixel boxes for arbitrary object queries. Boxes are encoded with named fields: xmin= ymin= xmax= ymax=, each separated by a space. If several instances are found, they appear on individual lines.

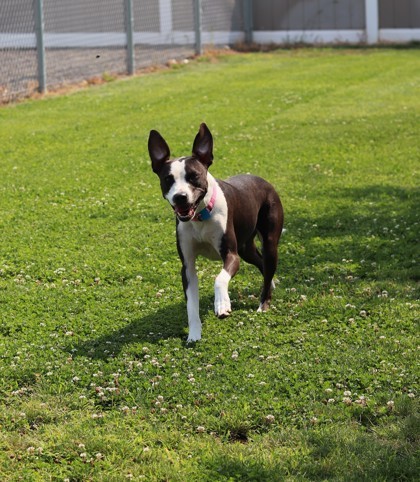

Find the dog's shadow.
xmin=68 ymin=297 xmax=214 ymax=360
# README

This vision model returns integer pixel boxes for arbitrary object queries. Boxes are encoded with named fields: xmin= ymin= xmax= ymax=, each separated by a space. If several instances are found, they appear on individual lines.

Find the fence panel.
xmin=1 ymin=0 xmax=420 ymax=103
xmin=133 ymin=0 xmax=195 ymax=69
xmin=253 ymin=0 xmax=365 ymax=31
xmin=379 ymin=0 xmax=420 ymax=28
xmin=43 ymin=0 xmax=127 ymax=89
xmin=0 ymin=0 xmax=37 ymax=102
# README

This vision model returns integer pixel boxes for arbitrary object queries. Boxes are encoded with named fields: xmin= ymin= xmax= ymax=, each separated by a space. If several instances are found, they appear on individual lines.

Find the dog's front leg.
xmin=214 ymin=252 xmax=240 ymax=318
xmin=181 ymin=258 xmax=202 ymax=342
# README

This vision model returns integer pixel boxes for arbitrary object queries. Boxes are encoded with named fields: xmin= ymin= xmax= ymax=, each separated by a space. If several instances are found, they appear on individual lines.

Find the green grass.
xmin=0 ymin=48 xmax=419 ymax=481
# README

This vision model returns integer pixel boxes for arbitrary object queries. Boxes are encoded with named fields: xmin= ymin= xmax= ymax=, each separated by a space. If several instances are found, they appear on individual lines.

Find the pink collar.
xmin=192 ymin=185 xmax=217 ymax=222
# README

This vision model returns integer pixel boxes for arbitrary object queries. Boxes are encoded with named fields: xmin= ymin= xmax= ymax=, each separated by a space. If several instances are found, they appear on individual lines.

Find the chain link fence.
xmin=1 ymin=0 xmax=419 ymax=103
xmin=0 ymin=0 xmax=251 ymax=103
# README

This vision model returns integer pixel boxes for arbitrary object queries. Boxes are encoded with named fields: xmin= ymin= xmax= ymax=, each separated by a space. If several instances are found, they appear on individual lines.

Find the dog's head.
xmin=148 ymin=123 xmax=214 ymax=222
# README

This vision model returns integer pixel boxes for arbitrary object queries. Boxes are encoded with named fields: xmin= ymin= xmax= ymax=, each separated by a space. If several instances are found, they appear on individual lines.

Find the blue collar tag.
xmin=196 ymin=207 xmax=211 ymax=221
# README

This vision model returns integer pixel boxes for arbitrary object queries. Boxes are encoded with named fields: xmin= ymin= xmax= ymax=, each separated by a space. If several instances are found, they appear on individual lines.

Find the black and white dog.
xmin=148 ymin=123 xmax=283 ymax=342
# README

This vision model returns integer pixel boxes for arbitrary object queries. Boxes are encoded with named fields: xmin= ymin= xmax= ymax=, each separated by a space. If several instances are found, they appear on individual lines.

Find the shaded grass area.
xmin=0 ymin=48 xmax=419 ymax=480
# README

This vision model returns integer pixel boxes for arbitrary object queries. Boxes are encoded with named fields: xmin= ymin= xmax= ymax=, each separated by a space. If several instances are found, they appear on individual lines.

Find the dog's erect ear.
xmin=192 ymin=123 xmax=213 ymax=168
xmin=148 ymin=130 xmax=171 ymax=174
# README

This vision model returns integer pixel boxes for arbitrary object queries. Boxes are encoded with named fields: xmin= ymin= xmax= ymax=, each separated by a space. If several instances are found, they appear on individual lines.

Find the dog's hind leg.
xmin=256 ymin=204 xmax=283 ymax=312
xmin=239 ymin=237 xmax=264 ymax=274
xmin=257 ymin=236 xmax=278 ymax=312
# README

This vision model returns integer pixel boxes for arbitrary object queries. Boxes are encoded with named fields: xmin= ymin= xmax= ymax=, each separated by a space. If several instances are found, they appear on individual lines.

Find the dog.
xmin=148 ymin=123 xmax=283 ymax=342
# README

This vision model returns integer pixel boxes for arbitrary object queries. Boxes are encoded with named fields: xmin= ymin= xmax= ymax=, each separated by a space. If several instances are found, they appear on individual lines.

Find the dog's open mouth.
xmin=173 ymin=203 xmax=198 ymax=222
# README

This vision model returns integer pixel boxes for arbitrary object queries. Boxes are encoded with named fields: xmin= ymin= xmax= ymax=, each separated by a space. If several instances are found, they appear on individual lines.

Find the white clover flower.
xmin=387 ymin=400 xmax=395 ymax=410
xmin=354 ymin=395 xmax=367 ymax=407
xmin=265 ymin=414 xmax=275 ymax=423
xmin=342 ymin=397 xmax=352 ymax=405
xmin=343 ymin=390 xmax=352 ymax=397
xmin=196 ymin=426 xmax=205 ymax=433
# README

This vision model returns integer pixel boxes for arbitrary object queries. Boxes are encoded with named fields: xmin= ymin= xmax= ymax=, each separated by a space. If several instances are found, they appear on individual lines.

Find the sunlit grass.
xmin=0 ymin=47 xmax=419 ymax=480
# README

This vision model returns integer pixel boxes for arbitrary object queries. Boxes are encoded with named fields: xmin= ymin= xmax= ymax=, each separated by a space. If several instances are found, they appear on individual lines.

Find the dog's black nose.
xmin=173 ymin=193 xmax=189 ymax=206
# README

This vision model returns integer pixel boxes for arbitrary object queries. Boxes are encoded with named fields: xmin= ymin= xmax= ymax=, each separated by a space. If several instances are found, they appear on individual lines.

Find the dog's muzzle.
xmin=172 ymin=193 xmax=199 ymax=222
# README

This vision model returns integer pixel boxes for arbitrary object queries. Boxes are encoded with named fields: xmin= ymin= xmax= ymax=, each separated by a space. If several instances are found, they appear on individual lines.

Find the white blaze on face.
xmin=165 ymin=158 xmax=194 ymax=206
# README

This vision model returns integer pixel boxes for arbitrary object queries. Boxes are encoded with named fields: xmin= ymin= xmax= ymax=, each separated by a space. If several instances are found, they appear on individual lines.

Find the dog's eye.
xmin=164 ymin=175 xmax=174 ymax=185
xmin=186 ymin=172 xmax=198 ymax=183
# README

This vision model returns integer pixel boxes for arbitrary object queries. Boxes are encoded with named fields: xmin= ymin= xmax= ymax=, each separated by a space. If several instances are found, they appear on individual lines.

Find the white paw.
xmin=257 ymin=302 xmax=269 ymax=313
xmin=187 ymin=328 xmax=201 ymax=343
xmin=214 ymin=269 xmax=232 ymax=318
xmin=214 ymin=295 xmax=231 ymax=318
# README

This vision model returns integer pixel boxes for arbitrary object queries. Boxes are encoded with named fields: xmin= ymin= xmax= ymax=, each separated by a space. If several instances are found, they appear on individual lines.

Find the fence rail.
xmin=1 ymin=0 xmax=419 ymax=103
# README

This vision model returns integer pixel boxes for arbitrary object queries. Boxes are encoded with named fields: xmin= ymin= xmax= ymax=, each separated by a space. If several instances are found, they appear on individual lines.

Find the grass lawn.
xmin=0 ymin=48 xmax=419 ymax=481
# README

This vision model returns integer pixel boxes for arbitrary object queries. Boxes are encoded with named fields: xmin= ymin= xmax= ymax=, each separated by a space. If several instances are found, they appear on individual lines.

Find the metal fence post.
xmin=194 ymin=0 xmax=202 ymax=55
xmin=125 ymin=0 xmax=135 ymax=75
xmin=34 ymin=0 xmax=46 ymax=93
xmin=365 ymin=0 xmax=379 ymax=44
xmin=244 ymin=0 xmax=253 ymax=45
